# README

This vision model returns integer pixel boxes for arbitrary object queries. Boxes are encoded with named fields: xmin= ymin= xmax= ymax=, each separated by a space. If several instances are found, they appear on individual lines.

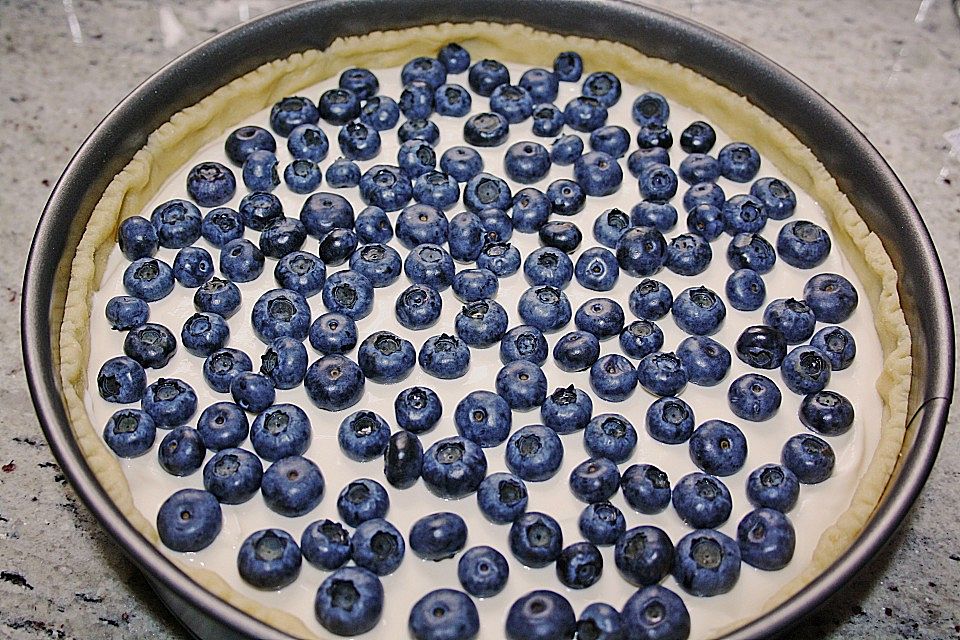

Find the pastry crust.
xmin=58 ymin=21 xmax=912 ymax=639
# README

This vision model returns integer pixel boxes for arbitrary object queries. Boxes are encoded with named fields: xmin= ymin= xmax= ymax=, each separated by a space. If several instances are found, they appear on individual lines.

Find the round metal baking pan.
xmin=22 ymin=1 xmax=953 ymax=638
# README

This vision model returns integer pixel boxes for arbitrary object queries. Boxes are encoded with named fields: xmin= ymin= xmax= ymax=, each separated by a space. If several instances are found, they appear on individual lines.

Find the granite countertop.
xmin=1 ymin=1 xmax=957 ymax=638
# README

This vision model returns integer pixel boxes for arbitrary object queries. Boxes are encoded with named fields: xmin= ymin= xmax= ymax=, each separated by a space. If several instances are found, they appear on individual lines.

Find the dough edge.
xmin=57 ymin=20 xmax=913 ymax=640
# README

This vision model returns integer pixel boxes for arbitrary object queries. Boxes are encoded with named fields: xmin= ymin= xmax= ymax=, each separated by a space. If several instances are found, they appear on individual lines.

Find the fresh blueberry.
xmin=619 ymin=319 xmax=664 ymax=360
xmin=230 ymin=372 xmax=275 ymax=414
xmin=517 ymin=285 xmax=571 ymax=333
xmin=678 ymin=153 xmax=720 ymax=185
xmin=686 ymin=203 xmax=725 ymax=242
xmin=409 ymin=512 xmax=468 ymax=561
xmin=220 ymin=238 xmax=265 ymax=283
xmin=194 ymin=277 xmax=242 ymax=319
xmin=318 ymin=228 xmax=358 ymax=267
xmin=584 ymin=413 xmax=637 ymax=463
xmin=438 ymin=42 xmax=471 ymax=73
xmin=319 ymin=88 xmax=361 ymax=126
xmin=314 ymin=567 xmax=384 ymax=636
xmin=399 ymin=81 xmax=435 ymax=120
xmin=510 ymin=187 xmax=551 ymax=232
xmin=250 ymin=403 xmax=311 ymax=461
xmin=639 ymin=163 xmax=678 ymax=202
xmin=475 ymin=472 xmax=528 ymax=525
xmin=338 ymin=67 xmax=378 ymax=99
xmin=621 ymin=464 xmax=672 ymax=515
xmin=504 ymin=140 xmax=551 ymax=183
xmin=360 ymin=95 xmax=401 ymax=131
xmin=777 ymin=220 xmax=833 ymax=268
xmin=398 ymin=118 xmax=440 ymax=145
xmin=383 ymin=429 xmax=423 ymax=489
xmin=455 ymin=390 xmax=512 ymax=448
xmin=202 ymin=447 xmax=263 ymax=504
xmin=746 ymin=464 xmax=800 ymax=512
xmin=553 ymin=330 xmax=601 ymax=372
xmin=546 ymin=178 xmax=586 ymax=216
xmin=539 ymin=220 xmax=583 ymax=253
xmin=569 ymin=457 xmax=621 ymax=503
xmin=576 ymin=603 xmax=624 ymax=640
xmin=123 ymin=257 xmax=174 ymax=302
xmin=477 ymin=241 xmax=521 ymax=277
xmin=458 ymin=546 xmax=509 ymax=598
xmin=554 ymin=50 xmax=583 ymax=81
xmin=357 ymin=331 xmax=416 ymax=383
xmin=593 ymin=208 xmax=631 ymax=249
xmin=490 ymin=84 xmax=534 ymax=124
xmin=500 ymin=324 xmax=549 ymax=366
xmin=725 ymin=268 xmax=766 ymax=311
xmin=689 ymin=420 xmax=747 ymax=476
xmin=338 ymin=411 xmax=390 ymax=462
xmin=811 ymin=326 xmax=857 ymax=371
xmin=117 ymin=216 xmax=159 ymax=261
xmin=405 ymin=244 xmax=456 ymax=291
xmin=172 ymin=246 xmax=215 ymax=288
xmin=718 ymin=142 xmax=761 ymax=182
xmin=763 ymin=298 xmax=816 ymax=344
xmin=337 ymin=478 xmax=390 ymax=527
xmin=523 ymin=247 xmax=573 ymax=289
xmin=102 ymin=409 xmax=156 ymax=458
xmin=737 ymin=508 xmax=796 ymax=571
xmin=419 ymin=333 xmax=471 ymax=379
xmin=261 ymin=455 xmax=324 ymax=517
xmin=440 ymin=146 xmax=483 ymax=182
xmin=637 ymin=352 xmax=688 ymax=396
xmin=250 ymin=288 xmax=311 ymax=344
xmin=156 ymin=488 xmax=221 ymax=552
xmin=338 ymin=121 xmax=381 ymax=161
xmin=683 ymin=182 xmax=725 ymax=211
xmin=408 ymin=589 xmax=479 ymax=640
xmin=186 ymin=161 xmax=236 ymax=207
xmin=573 ymin=152 xmax=623 ymax=201
xmin=322 ymin=270 xmax=374 ymax=320
xmin=672 ymin=286 xmax=726 ymax=336
xmin=421 ymin=436 xmax=488 ymax=499
xmin=676 ymin=335 xmax=730 ymax=386
xmin=665 ymin=233 xmax=712 ymax=276
xmin=287 ymin=124 xmax=329 ymax=162
xmin=452 ymin=268 xmax=499 ymax=302
xmin=531 ymin=103 xmax=565 ymax=137
xmin=158 ymin=427 xmax=205 ymax=476
xmin=539 ymin=385 xmax=592 ymax=435
xmin=496 ymin=361 xmax=548 ymax=411
xmin=505 ymin=424 xmax=563 ymax=482
xmin=636 ymin=123 xmax=673 ymax=150
xmin=673 ymin=529 xmax=741 ymax=597
xmin=240 ymin=191 xmax=284 ymax=232
xmin=284 ymin=159 xmax=322 ymax=194
xmin=578 ymin=501 xmax=626 ymax=547
xmin=123 ymin=322 xmax=177 ymax=370
xmin=462 ymin=111 xmax=510 ymax=148
xmin=301 ymin=519 xmax=352 ymax=571
xmin=509 ymin=512 xmax=563 ymax=568
xmin=196 ymin=402 xmax=249 ymax=451
xmin=225 ymin=125 xmax=276 ymax=166
xmin=304 ymin=354 xmax=365 ymax=411
xmin=722 ymin=194 xmax=767 ymax=235
xmin=590 ymin=355 xmax=638 ymax=403
xmin=575 ymin=247 xmax=619 ymax=291
xmin=736 ymin=325 xmax=789 ymax=370
xmin=781 ymin=345 xmax=832 ymax=395
xmin=237 ymin=529 xmax=301 ymax=590
xmin=142 ymin=378 xmax=197 ymax=428
xmin=645 ymin=396 xmax=695 ymax=444
xmin=413 ymin=171 xmax=460 ymax=210
xmin=359 ymin=164 xmax=413 ymax=212
xmin=468 ymin=58 xmax=510 ymax=97
xmin=242 ymin=150 xmax=280 ymax=192
xmin=616 ymin=226 xmax=667 ymax=278
xmin=728 ymin=373 xmax=782 ymax=422
xmin=614 ymin=526 xmax=674 ymax=587
xmin=621 ymin=585 xmax=691 ymax=640
xmin=581 ymin=70 xmax=621 ymax=106
xmin=180 ymin=312 xmax=229 ymax=357
xmin=354 ymin=205 xmax=393 ymax=244
xmin=464 ymin=172 xmax=512 ymax=212
xmin=299 ymin=191 xmax=354 ymax=239
xmin=97 ymin=356 xmax=147 ymax=403
xmin=671 ymin=472 xmax=732 ymax=529
xmin=575 ymin=298 xmax=625 ymax=340
xmin=627 ymin=279 xmax=672 ymax=320
xmin=203 ymin=348 xmax=252 ymax=393
xmin=550 ymin=134 xmax=584 ymax=166
xmin=396 ymin=284 xmax=443 ymax=330
xmin=627 ymin=146 xmax=670 ymax=177
xmin=398 ymin=139 xmax=437 ymax=179
xmin=804 ymin=273 xmax=859 ymax=323
xmin=750 ymin=177 xmax=797 ymax=220
xmin=349 ymin=243 xmax=402 ymax=288
xmin=589 ymin=125 xmax=630 ymax=158
xmin=631 ymin=200 xmax=678 ymax=232
xmin=564 ymin=96 xmax=608 ymax=132
xmin=680 ymin=120 xmax=717 ymax=154
xmin=505 ymin=590 xmax=576 ymax=640
xmin=480 ymin=209 xmax=513 ymax=244
xmin=269 ymin=96 xmax=320 ymax=136
xmin=556 ymin=541 xmax=604 ymax=590
xmin=309 ymin=312 xmax=358 ymax=354
xmin=402 ymin=56 xmax=447 ymax=89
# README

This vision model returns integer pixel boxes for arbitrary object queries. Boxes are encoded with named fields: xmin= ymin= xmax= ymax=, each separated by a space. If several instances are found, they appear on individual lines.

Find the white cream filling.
xmin=84 ymin=62 xmax=884 ymax=640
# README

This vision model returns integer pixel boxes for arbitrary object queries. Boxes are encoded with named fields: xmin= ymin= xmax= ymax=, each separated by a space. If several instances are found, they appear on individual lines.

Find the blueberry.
xmin=249 ymin=288 xmax=310 ymax=345
xmin=230 ymin=372 xmax=275 ymax=414
xmin=546 ymin=178 xmax=586 ymax=216
xmin=172 ymin=246 xmax=215 ymax=288
xmin=304 ymin=354 xmax=365 ymax=411
xmin=269 ymin=96 xmax=320 ymax=136
xmin=636 ymin=352 xmax=688 ymax=397
xmin=676 ymin=335 xmax=730 ymax=387
xmin=458 ymin=546 xmax=509 ymax=598
xmin=462 ymin=112 xmax=510 ymax=148
xmin=226 ymin=125 xmax=276 ymax=166
xmin=261 ymin=455 xmax=324 ymax=517
xmin=301 ymin=519 xmax=352 ymax=571
xmin=250 ymin=403 xmax=311 ymax=461
xmin=506 ymin=590 xmax=576 ymax=640
xmin=309 ymin=312 xmax=358 ymax=354
xmin=338 ymin=67 xmax=378 ymax=100
xmin=503 ymin=140 xmax=550 ymax=183
xmin=402 ymin=56 xmax=447 ymax=89
xmin=671 ymin=472 xmax=732 ymax=529
xmin=569 ymin=457 xmax=621 ymax=503
xmin=440 ymin=146 xmax=483 ymax=182
xmin=509 ymin=512 xmax=563 ymax=568
xmin=360 ymin=95 xmax=401 ymax=131
xmin=505 ymin=424 xmax=563 ymax=482
xmin=684 ymin=182 xmax=726 ymax=212
xmin=383 ymin=429 xmax=423 ymax=489
xmin=573 ymin=151 xmax=623 ymax=197
xmin=688 ymin=420 xmax=747 ymax=476
xmin=777 ymin=220 xmax=832 ymax=269
xmin=496 ymin=361 xmax=548 ymax=411
xmin=621 ymin=464 xmax=672 ymax=514
xmin=645 ymin=396 xmax=695 ymax=444
xmin=396 ymin=284 xmax=443 ymax=330
xmin=284 ymin=159 xmax=322 ymax=194
xmin=628 ymin=279 xmax=673 ymax=320
xmin=123 ymin=323 xmax=177 ymax=369
xmin=736 ymin=508 xmax=797 ymax=573
xmin=354 ymin=205 xmax=394 ymax=244
xmin=550 ymin=134 xmax=585 ymax=166
xmin=338 ymin=411 xmax=391 ymax=462
xmin=468 ymin=58 xmax=510 ymax=96
xmin=541 ymin=385 xmax=593 ymax=434
xmin=404 ymin=244 xmax=456 ymax=291
xmin=103 ymin=409 xmax=156 ymax=458
xmin=339 ymin=121 xmax=381 ymax=161
xmin=409 ymin=512 xmax=468 ymax=562
xmin=518 ymin=285 xmax=572 ymax=333
xmin=500 ymin=325 xmax=549 ymax=366
xmin=673 ymin=529 xmax=741 ymax=597
xmin=452 ymin=268 xmax=499 ymax=302
xmin=665 ymin=233 xmax=712 ymax=276
xmin=357 ymin=331 xmax=416 ymax=383
xmin=477 ymin=241 xmax=521 ymax=277
xmin=590 ymin=355 xmax=638 ymax=403
xmin=584 ymin=413 xmax=638 ymax=463
xmin=438 ymin=42 xmax=471 ymax=73
xmin=186 ymin=161 xmax=235 ymax=207
xmin=531 ymin=103 xmax=565 ymax=137
xmin=359 ymin=165 xmax=413 ymax=212
xmin=315 ymin=567 xmax=384 ymax=636
xmin=539 ymin=220 xmax=583 ymax=253
xmin=763 ymin=299 xmax=815 ymax=346
xmin=194 ymin=277 xmax=242 ymax=319
xmin=287 ymin=124 xmax=329 ymax=162
xmin=396 ymin=139 xmax=436 ymax=180
xmin=142 ymin=378 xmax=197 ymax=428
xmin=811 ymin=326 xmax=856 ymax=370
xmin=621 ymin=585 xmax=691 ymax=640
xmin=564 ymin=96 xmax=608 ymax=132
xmin=180 ymin=312 xmax=229 ymax=358
xmin=413 ymin=171 xmax=460 ymax=210
xmin=476 ymin=472 xmax=528 ymax=524
xmin=322 ymin=270 xmax=375 ymax=319
xmin=554 ymin=50 xmax=583 ymax=81
xmin=97 ymin=356 xmax=147 ymax=403
xmin=726 ymin=373 xmax=781 ymax=423
xmin=751 ymin=177 xmax=797 ymax=220
xmin=479 ymin=208 xmax=513 ymax=244
xmin=398 ymin=118 xmax=440 ymax=145
xmin=399 ymin=81 xmax=435 ymax=120
xmin=614 ymin=526 xmax=674 ymax=587
xmin=455 ymin=390 xmax=512 ymax=447
xmin=636 ymin=123 xmax=673 ymax=150
xmin=578 ymin=501 xmax=626 ymax=547
xmin=680 ymin=120 xmax=717 ymax=154
xmin=736 ymin=324 xmax=788 ymax=369
xmin=804 ymin=273 xmax=858 ymax=323
xmin=237 ymin=528 xmax=302 ymax=590
xmin=242 ymin=150 xmax=280 ymax=191
xmin=418 ymin=333 xmax=471 ymax=379
xmin=718 ymin=142 xmax=761 ymax=182
xmin=316 ymin=228 xmax=358 ymax=267
xmin=781 ymin=345 xmax=832 ymax=396
xmin=421 ymin=436 xmax=487 ymax=499
xmin=638 ymin=163 xmax=678 ymax=202
xmin=746 ymin=464 xmax=800 ymax=512
xmin=631 ymin=201 xmax=678 ymax=233
xmin=627 ymin=147 xmax=670 ymax=177
xmin=686 ymin=203 xmax=725 ymax=242
xmin=409 ymin=589 xmax=479 ymax=640
xmin=672 ymin=286 xmax=726 ymax=336
xmin=575 ymin=298 xmax=625 ymax=340
xmin=721 ymin=194 xmax=767 ymax=236
xmin=239 ymin=192 xmax=284 ymax=232
xmin=394 ymin=386 xmax=443 ymax=434
xmin=123 ymin=257 xmax=174 ymax=302
xmin=220 ymin=238 xmax=265 ymax=283
xmin=203 ymin=348 xmax=252 ymax=393
xmin=337 ymin=478 xmax=390 ymax=527
xmin=576 ymin=603 xmax=624 ymax=640
xmin=589 ymin=125 xmax=631 ymax=158
xmin=725 ymin=268 xmax=766 ymax=311
xmin=523 ymin=247 xmax=573 ymax=290
xmin=619 ymin=319 xmax=664 ymax=360
xmin=556 ymin=542 xmax=604 ymax=590
xmin=151 ymin=429 xmax=200 ymax=477
xmin=490 ymin=84 xmax=534 ymax=124
xmin=678 ymin=153 xmax=720 ymax=185
xmin=616 ymin=226 xmax=667 ymax=278
xmin=593 ymin=207 xmax=631 ymax=249
xmin=202 ymin=447 xmax=263 ymax=504
xmin=464 ymin=172 xmax=512 ymax=213
xmin=575 ymin=247 xmax=620 ymax=291
xmin=510 ymin=187 xmax=551 ymax=232
xmin=553 ymin=330 xmax=601 ymax=372
xmin=348 ymin=243 xmax=402 ymax=288
xmin=150 ymin=199 xmax=202 ymax=249
xmin=318 ymin=88 xmax=361 ymax=126
xmin=156 ymin=488 xmax=221 ymax=552
xmin=117 ymin=216 xmax=159 ymax=261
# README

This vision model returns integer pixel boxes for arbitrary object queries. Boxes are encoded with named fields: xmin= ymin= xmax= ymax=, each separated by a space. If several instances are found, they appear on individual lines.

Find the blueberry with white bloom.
xmin=518 ymin=285 xmax=572 ymax=333
xmin=726 ymin=268 xmax=766 ymax=311
xmin=438 ymin=42 xmax=471 ymax=73
xmin=171 ymin=247 xmax=213 ymax=290
xmin=395 ymin=284 xmax=443 ymax=330
xmin=576 ymin=603 xmax=625 ymax=640
xmin=722 ymin=194 xmax=767 ymax=235
xmin=579 ymin=501 xmax=626 ymax=547
xmin=616 ymin=226 xmax=667 ymax=278
xmin=782 ymin=433 xmax=835 ymax=483
xmin=181 ymin=312 xmax=229 ymax=357
xmin=308 ymin=312 xmax=357 ymax=355
xmin=317 ymin=227 xmax=358 ymax=267
xmin=455 ymin=390 xmax=512 ymax=448
xmin=553 ymin=330 xmax=600 ymax=373
xmin=538 ymin=385 xmax=591 ymax=435
xmin=202 ymin=348 xmax=252 ymax=393
xmin=440 ymin=146 xmax=483 ymax=182
xmin=260 ymin=217 xmax=307 ymax=259
xmin=804 ymin=272 xmax=858 ymax=323
xmin=751 ymin=176 xmax=797 ymax=220
xmin=350 ymin=518 xmax=405 ymax=576
xmin=564 ymin=96 xmax=608 ymax=132
xmin=737 ymin=508 xmax=796 ymax=572
xmin=287 ymin=123 xmax=329 ymax=162
xmin=349 ymin=243 xmax=402 ymax=288
xmin=409 ymin=589 xmax=479 ymax=640
xmin=639 ymin=163 xmax=678 ymax=202
xmin=800 ymin=389 xmax=855 ymax=436
xmin=619 ymin=319 xmax=664 ymax=360
xmin=689 ymin=420 xmax=748 ymax=477
xmin=321 ymin=157 xmax=360 ymax=189
xmin=404 ymin=244 xmax=456 ymax=291
xmin=319 ymin=88 xmax=361 ymax=126
xmin=746 ymin=464 xmax=800 ymax=512
xmin=142 ymin=378 xmax=197 ymax=428
xmin=464 ymin=172 xmax=512 ymax=212
xmin=581 ymin=70 xmax=621 ymax=106
xmin=200 ymin=207 xmax=244 ymax=249
xmin=220 ymin=238 xmax=265 ymax=283
xmin=354 ymin=205 xmax=393 ymax=244
xmin=671 ymin=472 xmax=732 ymax=529
xmin=763 ymin=297 xmax=816 ymax=344
xmin=575 ymin=298 xmax=625 ymax=340
xmin=523 ymin=246 xmax=573 ymax=289
xmin=496 ymin=360 xmax=548 ymax=412
xmin=455 ymin=299 xmax=509 ymax=348
xmin=97 ymin=356 xmax=147 ymax=403
xmin=569 ymin=457 xmax=621 ymax=504
xmin=672 ymin=286 xmax=726 ymax=336
xmin=554 ymin=50 xmax=583 ymax=81
xmin=531 ymin=103 xmax=565 ymax=137
xmin=269 ymin=96 xmax=320 ymax=136
xmin=383 ymin=429 xmax=423 ymax=489
xmin=476 ymin=242 xmax=520 ymax=277
xmin=490 ymin=84 xmax=534 ymax=124
xmin=594 ymin=207 xmax=631 ymax=249
xmin=396 ymin=203 xmax=448 ymax=249
xmin=202 ymin=447 xmax=262 ymax=504
xmin=158 ymin=427 xmax=206 ymax=477
xmin=504 ymin=140 xmax=551 ymax=183
xmin=398 ymin=118 xmax=440 ymax=145
xmin=196 ymin=402 xmax=249 ymax=451
xmin=314 ymin=567 xmax=384 ymax=636
xmin=250 ymin=288 xmax=310 ymax=344
xmin=419 ymin=333 xmax=471 ymax=379
xmin=630 ymin=201 xmax=678 ymax=233
xmin=413 ymin=171 xmax=460 ymax=210
xmin=573 ymin=150 xmax=623 ymax=197
xmin=590 ymin=355 xmax=638 ymax=403
xmin=539 ymin=220 xmax=582 ymax=253
xmin=225 ymin=125 xmax=276 ymax=166
xmin=283 ymin=158 xmax=321 ymax=194
xmin=187 ymin=161 xmax=236 ymax=207
xmin=338 ymin=67 xmax=378 ymax=99
xmin=665 ymin=233 xmax=712 ymax=276
xmin=103 ymin=409 xmax=156 ymax=458
xmin=299 ymin=192 xmax=352 ymax=239
xmin=304 ymin=354 xmax=365 ymax=411
xmin=230 ymin=372 xmax=275 ymax=414
xmin=621 ymin=463 xmax=672 ymax=515
xmin=157 ymin=488 xmax=222 ymax=552
xmin=338 ymin=121 xmax=381 ymax=161
xmin=718 ymin=141 xmax=761 ymax=182
xmin=584 ymin=413 xmax=637 ymax=463
xmin=322 ymin=270 xmax=375 ymax=320
xmin=676 ymin=335 xmax=730 ymax=387
xmin=123 ymin=322 xmax=177 ymax=370
xmin=673 ymin=529 xmax=741 ymax=597
xmin=683 ymin=181 xmax=726 ymax=211
xmin=452 ymin=268 xmax=499 ymax=302
xmin=409 ymin=512 xmax=468 ymax=561
xmin=301 ymin=519 xmax=351 ymax=571
xmin=463 ymin=111 xmax=510 ymax=147
xmin=550 ymin=134 xmax=584 ymax=165
xmin=237 ymin=529 xmax=302 ymax=590
xmin=614 ymin=525 xmax=674 ymax=588
xmin=360 ymin=95 xmax=401 ymax=131
xmin=505 ymin=591 xmax=577 ymax=640
xmin=636 ymin=123 xmax=673 ymax=150
xmin=402 ymin=55 xmax=447 ymax=89
xmin=626 ymin=280 xmax=671 ymax=322
xmin=422 ymin=436 xmax=487 ymax=499
xmin=627 ymin=146 xmax=670 ymax=177
xmin=123 ymin=257 xmax=174 ymax=302
xmin=500 ymin=324 xmax=549 ymax=366
xmin=727 ymin=232 xmax=777 ymax=274
xmin=645 ymin=396 xmax=695 ymax=445
xmin=546 ymin=178 xmax=586 ymax=216
xmin=358 ymin=331 xmax=416 ymax=384
xmin=589 ymin=125 xmax=630 ymax=158
xmin=575 ymin=246 xmax=619 ymax=291
xmin=250 ymin=403 xmax=311 ymax=461
xmin=509 ymin=512 xmax=563 ymax=567
xmin=735 ymin=325 xmax=788 ymax=370
xmin=781 ymin=345 xmax=832 ymax=395
xmin=728 ymin=373 xmax=782 ymax=422
xmin=338 ymin=411 xmax=391 ymax=462
xmin=394 ymin=386 xmax=442 ymax=434
xmin=468 ymin=58 xmax=510 ymax=96
xmin=399 ymin=80 xmax=435 ymax=120
xmin=686 ymin=203 xmax=725 ymax=241
xmin=622 ymin=584 xmax=691 ymax=640
xmin=397 ymin=139 xmax=437 ymax=180
xmin=637 ymin=352 xmax=688 ymax=397
xmin=337 ymin=478 xmax=390 ymax=527
xmin=519 ymin=67 xmax=559 ymax=103
xmin=557 ymin=542 xmax=604 ymax=589
xmin=678 ymin=153 xmax=720 ymax=185
xmin=476 ymin=472 xmax=528 ymax=525
xmin=242 ymin=150 xmax=280 ymax=192
xmin=811 ymin=325 xmax=857 ymax=371
xmin=359 ymin=164 xmax=413 ymax=212
xmin=510 ymin=187 xmax=551 ymax=233
xmin=458 ymin=546 xmax=509 ymax=598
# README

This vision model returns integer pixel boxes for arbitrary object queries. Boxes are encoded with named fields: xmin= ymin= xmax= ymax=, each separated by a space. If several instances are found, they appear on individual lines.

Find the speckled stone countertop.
xmin=1 ymin=1 xmax=957 ymax=638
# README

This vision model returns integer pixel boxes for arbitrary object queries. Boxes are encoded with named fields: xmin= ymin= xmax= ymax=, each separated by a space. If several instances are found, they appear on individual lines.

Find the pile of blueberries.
xmin=95 ymin=40 xmax=863 ymax=640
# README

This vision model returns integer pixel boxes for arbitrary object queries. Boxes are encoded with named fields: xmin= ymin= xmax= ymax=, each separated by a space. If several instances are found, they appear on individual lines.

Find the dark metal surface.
xmin=21 ymin=1 xmax=953 ymax=639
